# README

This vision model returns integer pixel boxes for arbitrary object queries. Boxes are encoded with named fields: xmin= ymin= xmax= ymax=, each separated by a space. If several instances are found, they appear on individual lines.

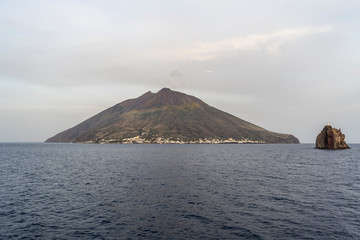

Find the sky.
xmin=1 ymin=0 xmax=360 ymax=143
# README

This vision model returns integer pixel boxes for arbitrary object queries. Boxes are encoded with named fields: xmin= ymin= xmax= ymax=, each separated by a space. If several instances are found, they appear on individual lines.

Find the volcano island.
xmin=46 ymin=88 xmax=299 ymax=144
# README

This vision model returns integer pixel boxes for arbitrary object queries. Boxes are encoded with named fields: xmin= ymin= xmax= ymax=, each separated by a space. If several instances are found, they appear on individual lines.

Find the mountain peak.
xmin=139 ymin=90 xmax=154 ymax=98
xmin=138 ymin=87 xmax=202 ymax=109
xmin=46 ymin=88 xmax=300 ymax=144
xmin=155 ymin=87 xmax=181 ymax=97
xmin=157 ymin=87 xmax=173 ymax=93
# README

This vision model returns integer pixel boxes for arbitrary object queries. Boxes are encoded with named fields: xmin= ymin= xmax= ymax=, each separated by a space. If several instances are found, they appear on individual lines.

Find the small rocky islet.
xmin=315 ymin=124 xmax=350 ymax=150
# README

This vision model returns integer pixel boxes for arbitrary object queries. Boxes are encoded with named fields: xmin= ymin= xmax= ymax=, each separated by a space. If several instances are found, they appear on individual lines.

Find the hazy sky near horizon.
xmin=1 ymin=0 xmax=360 ymax=143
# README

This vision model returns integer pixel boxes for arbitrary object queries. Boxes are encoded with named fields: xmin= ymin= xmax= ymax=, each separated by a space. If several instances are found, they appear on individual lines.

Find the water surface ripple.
xmin=0 ymin=143 xmax=359 ymax=239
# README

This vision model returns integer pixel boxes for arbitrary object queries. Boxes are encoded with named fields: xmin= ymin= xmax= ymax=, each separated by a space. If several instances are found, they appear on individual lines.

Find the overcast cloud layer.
xmin=1 ymin=0 xmax=360 ymax=143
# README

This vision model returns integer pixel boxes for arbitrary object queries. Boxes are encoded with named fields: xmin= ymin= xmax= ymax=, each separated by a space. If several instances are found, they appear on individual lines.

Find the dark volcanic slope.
xmin=46 ymin=88 xmax=299 ymax=143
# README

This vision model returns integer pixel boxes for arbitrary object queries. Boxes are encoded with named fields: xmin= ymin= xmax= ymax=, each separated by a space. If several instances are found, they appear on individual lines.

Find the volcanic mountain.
xmin=46 ymin=88 xmax=299 ymax=143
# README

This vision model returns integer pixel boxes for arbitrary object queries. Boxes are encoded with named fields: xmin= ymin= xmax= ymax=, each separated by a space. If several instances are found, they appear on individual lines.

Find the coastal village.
xmin=83 ymin=136 xmax=265 ymax=144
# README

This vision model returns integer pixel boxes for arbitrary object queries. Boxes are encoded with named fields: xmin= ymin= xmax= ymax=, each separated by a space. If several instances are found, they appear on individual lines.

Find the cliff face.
xmin=46 ymin=88 xmax=300 ymax=144
xmin=316 ymin=125 xmax=350 ymax=149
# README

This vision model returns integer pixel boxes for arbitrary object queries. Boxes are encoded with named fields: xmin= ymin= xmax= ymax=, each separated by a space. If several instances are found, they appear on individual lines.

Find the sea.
xmin=0 ymin=143 xmax=359 ymax=240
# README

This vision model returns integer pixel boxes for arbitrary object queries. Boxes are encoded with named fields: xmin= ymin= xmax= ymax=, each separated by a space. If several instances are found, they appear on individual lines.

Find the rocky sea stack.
xmin=315 ymin=124 xmax=350 ymax=149
xmin=46 ymin=88 xmax=299 ymax=144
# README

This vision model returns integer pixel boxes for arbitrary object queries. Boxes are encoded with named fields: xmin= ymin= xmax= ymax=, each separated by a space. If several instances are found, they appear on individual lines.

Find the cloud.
xmin=149 ymin=26 xmax=334 ymax=61
xmin=166 ymin=70 xmax=185 ymax=90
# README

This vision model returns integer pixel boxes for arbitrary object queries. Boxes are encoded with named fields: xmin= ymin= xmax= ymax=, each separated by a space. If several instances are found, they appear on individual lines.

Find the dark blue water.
xmin=0 ymin=143 xmax=359 ymax=239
